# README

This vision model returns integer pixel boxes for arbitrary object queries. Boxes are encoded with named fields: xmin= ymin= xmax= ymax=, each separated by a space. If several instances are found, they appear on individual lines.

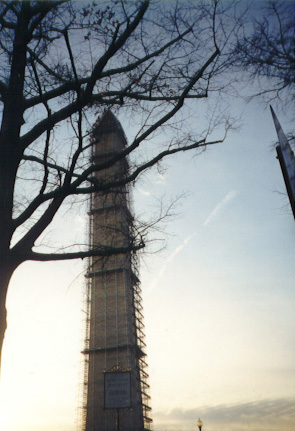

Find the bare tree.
xmin=0 ymin=0 xmax=235 ymax=371
xmin=233 ymin=0 xmax=295 ymax=107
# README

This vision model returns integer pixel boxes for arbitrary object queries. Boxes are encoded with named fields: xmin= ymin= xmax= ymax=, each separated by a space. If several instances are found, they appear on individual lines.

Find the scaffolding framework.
xmin=81 ymin=111 xmax=152 ymax=431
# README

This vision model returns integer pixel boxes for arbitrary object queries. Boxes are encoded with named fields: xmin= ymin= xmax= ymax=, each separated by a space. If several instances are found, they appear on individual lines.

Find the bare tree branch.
xmin=233 ymin=0 xmax=295 ymax=107
xmin=0 ymin=0 xmax=236 ymax=369
xmin=18 ymin=242 xmax=145 ymax=262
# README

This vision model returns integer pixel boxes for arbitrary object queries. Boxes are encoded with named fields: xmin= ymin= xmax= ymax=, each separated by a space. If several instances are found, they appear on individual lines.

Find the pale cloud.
xmin=153 ymin=398 xmax=295 ymax=431
xmin=74 ymin=214 xmax=86 ymax=232
xmin=155 ymin=172 xmax=166 ymax=184
xmin=138 ymin=187 xmax=152 ymax=196
xmin=203 ymin=190 xmax=238 ymax=227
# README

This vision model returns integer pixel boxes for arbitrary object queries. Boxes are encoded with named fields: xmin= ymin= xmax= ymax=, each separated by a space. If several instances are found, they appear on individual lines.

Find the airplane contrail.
xmin=203 ymin=190 xmax=238 ymax=227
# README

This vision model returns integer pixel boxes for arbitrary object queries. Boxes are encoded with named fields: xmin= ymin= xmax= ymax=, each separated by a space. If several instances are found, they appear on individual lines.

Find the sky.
xmin=137 ymin=98 xmax=295 ymax=431
xmin=0 ymin=3 xmax=295 ymax=431
xmin=0 ymin=96 xmax=294 ymax=431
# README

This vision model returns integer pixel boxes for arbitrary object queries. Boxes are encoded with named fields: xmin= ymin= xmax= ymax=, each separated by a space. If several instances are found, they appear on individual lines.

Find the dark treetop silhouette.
xmin=0 ymin=0 xmax=235 ymax=372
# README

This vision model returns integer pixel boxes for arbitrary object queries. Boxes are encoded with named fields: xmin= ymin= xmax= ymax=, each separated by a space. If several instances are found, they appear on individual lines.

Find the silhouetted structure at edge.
xmin=81 ymin=111 xmax=152 ymax=431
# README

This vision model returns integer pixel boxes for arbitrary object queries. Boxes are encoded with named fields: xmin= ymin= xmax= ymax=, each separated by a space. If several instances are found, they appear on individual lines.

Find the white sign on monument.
xmin=104 ymin=371 xmax=132 ymax=409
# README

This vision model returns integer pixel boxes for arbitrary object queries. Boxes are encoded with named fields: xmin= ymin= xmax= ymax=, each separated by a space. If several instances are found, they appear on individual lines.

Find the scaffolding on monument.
xmin=78 ymin=112 xmax=152 ymax=431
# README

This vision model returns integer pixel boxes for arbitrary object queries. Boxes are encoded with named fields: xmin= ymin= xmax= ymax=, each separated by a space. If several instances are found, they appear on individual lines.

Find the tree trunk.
xmin=0 ymin=262 xmax=15 ymax=377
